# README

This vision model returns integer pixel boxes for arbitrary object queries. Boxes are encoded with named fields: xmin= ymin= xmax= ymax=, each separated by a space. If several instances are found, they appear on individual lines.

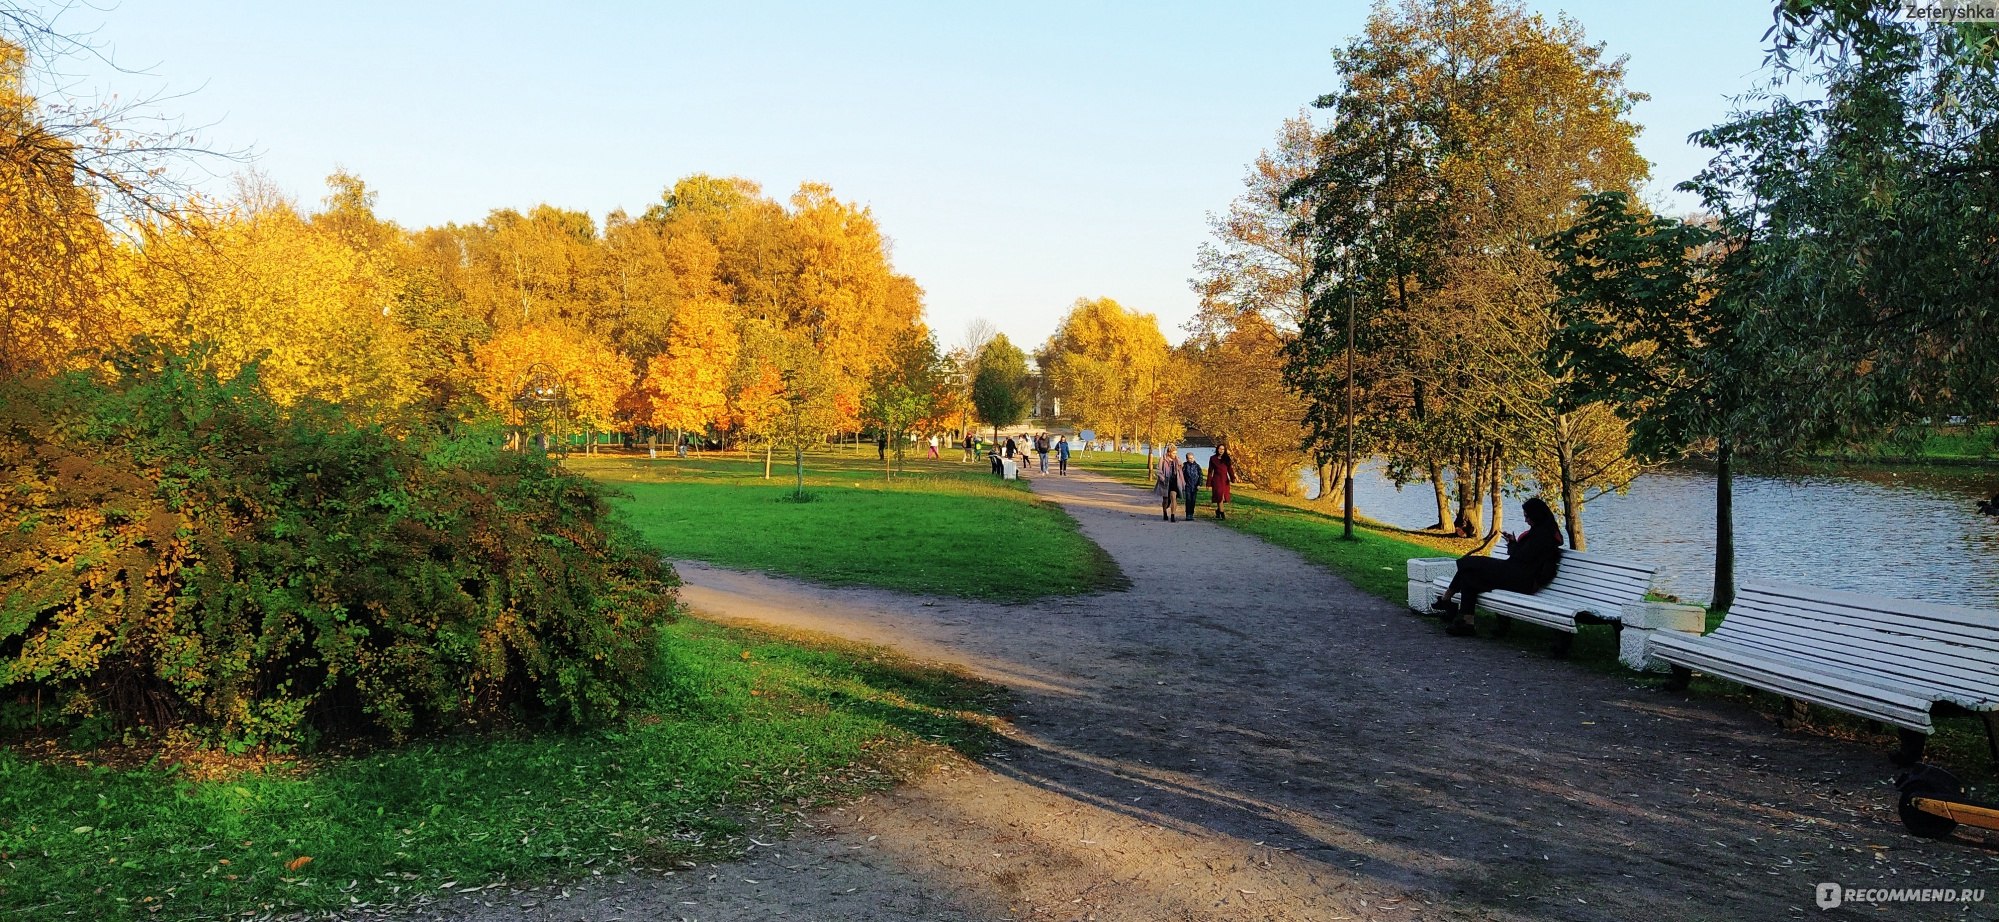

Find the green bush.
xmin=0 ymin=346 xmax=676 ymax=747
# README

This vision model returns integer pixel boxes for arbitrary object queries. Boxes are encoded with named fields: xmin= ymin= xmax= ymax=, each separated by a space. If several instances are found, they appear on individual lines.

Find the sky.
xmin=40 ymin=0 xmax=1779 ymax=350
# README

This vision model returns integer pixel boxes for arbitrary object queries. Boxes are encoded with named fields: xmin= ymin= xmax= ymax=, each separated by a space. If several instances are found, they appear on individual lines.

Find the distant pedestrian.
xmin=1005 ymin=436 xmax=1017 ymax=459
xmin=1056 ymin=436 xmax=1070 ymax=474
xmin=1155 ymin=447 xmax=1184 ymax=522
xmin=928 ymin=434 xmax=940 ymax=459
xmin=1037 ymin=433 xmax=1050 ymax=473
xmin=1181 ymin=452 xmax=1203 ymax=521
xmin=1209 ymin=446 xmax=1235 ymax=519
xmin=963 ymin=433 xmax=975 ymax=462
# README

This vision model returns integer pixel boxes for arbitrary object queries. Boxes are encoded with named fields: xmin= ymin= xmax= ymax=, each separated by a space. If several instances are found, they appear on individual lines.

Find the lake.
xmin=1157 ymin=447 xmax=1999 ymax=608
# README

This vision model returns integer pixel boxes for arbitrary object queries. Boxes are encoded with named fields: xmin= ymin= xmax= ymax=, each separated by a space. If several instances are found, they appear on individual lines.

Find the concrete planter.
xmin=1405 ymin=557 xmax=1458 ymax=612
xmin=1618 ymin=600 xmax=1708 ymax=672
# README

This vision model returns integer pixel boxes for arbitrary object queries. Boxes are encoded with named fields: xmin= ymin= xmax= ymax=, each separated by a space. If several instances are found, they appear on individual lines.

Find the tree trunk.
xmin=1556 ymin=414 xmax=1585 ymax=551
xmin=1314 ymin=457 xmax=1348 ymax=507
xmin=1713 ymin=437 xmax=1736 ymax=611
xmin=1429 ymin=462 xmax=1450 ymax=532
xmin=764 ymin=442 xmax=773 ymax=479
xmin=1484 ymin=450 xmax=1505 ymax=542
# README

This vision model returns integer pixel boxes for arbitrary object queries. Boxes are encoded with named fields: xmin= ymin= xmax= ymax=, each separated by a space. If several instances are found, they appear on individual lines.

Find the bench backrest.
xmin=1709 ymin=581 xmax=1999 ymax=708
xmin=1490 ymin=545 xmax=1657 ymax=606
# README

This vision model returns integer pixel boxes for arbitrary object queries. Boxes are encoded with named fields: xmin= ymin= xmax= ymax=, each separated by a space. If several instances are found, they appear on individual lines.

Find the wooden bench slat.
xmin=1649 ymin=633 xmax=1938 ymax=730
xmin=1708 ymin=623 xmax=1999 ymax=705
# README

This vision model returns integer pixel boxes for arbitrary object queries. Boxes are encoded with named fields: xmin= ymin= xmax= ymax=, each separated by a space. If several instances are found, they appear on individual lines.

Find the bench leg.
xmin=1985 ymin=712 xmax=1999 ymax=766
xmin=1492 ymin=615 xmax=1512 ymax=638
xmin=1665 ymin=665 xmax=1692 ymax=692
xmin=1892 ymin=728 xmax=1927 ymax=767
xmin=1783 ymin=698 xmax=1810 ymax=729
xmin=1550 ymin=631 xmax=1573 ymax=659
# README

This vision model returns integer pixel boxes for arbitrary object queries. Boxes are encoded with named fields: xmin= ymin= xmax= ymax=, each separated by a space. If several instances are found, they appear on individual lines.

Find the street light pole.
xmin=1343 ymin=288 xmax=1357 ymax=541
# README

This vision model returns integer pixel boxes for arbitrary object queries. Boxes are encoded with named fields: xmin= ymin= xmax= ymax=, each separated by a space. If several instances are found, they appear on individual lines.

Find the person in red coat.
xmin=1208 ymin=446 xmax=1235 ymax=519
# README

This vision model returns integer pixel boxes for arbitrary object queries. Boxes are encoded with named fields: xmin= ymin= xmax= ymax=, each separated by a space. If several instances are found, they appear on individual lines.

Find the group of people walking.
xmin=1153 ymin=445 xmax=1235 ymax=522
xmin=990 ymin=432 xmax=1071 ymax=475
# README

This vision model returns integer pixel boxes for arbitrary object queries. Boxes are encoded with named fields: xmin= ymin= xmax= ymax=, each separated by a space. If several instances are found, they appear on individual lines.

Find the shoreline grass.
xmin=1075 ymin=455 xmax=1997 ymax=788
xmin=0 ymin=616 xmax=1006 ymax=921
xmin=575 ymin=452 xmax=1125 ymax=602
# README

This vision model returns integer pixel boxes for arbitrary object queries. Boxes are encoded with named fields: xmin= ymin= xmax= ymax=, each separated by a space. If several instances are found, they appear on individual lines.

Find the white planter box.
xmin=1618 ymin=600 xmax=1707 ymax=672
xmin=1407 ymin=579 xmax=1443 ymax=613
xmin=1621 ymin=601 xmax=1706 ymax=633
xmin=1406 ymin=557 xmax=1459 ymax=582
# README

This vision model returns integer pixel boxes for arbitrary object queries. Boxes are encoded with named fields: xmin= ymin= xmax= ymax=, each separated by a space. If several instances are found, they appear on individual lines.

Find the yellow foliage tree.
xmin=472 ymin=324 xmax=631 ymax=446
xmin=117 ymin=194 xmax=420 ymax=414
xmin=1041 ymin=297 xmax=1177 ymax=448
xmin=643 ymin=297 xmax=739 ymax=436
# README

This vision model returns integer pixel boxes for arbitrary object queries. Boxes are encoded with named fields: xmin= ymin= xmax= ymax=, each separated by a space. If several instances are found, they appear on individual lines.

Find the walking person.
xmin=1037 ymin=433 xmax=1050 ymax=473
xmin=1209 ymin=445 xmax=1234 ymax=519
xmin=1181 ymin=451 xmax=1203 ymax=521
xmin=1429 ymin=497 xmax=1565 ymax=637
xmin=1155 ymin=447 xmax=1184 ymax=521
xmin=1056 ymin=435 xmax=1070 ymax=474
xmin=928 ymin=434 xmax=940 ymax=459
xmin=876 ymin=432 xmax=887 ymax=461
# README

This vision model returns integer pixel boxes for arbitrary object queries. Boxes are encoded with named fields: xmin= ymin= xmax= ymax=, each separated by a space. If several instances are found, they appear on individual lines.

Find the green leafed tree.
xmin=971 ymin=333 xmax=1030 ymax=442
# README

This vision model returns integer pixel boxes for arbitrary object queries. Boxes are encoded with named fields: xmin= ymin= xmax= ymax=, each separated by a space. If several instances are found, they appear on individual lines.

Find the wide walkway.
xmin=405 ymin=468 xmax=1993 ymax=921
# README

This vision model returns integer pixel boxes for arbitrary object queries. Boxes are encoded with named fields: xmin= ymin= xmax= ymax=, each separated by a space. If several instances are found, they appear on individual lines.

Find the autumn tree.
xmin=472 ymin=323 xmax=631 ymax=451
xmin=643 ymin=297 xmax=740 ymax=443
xmin=1188 ymin=115 xmax=1321 ymax=495
xmin=1288 ymin=0 xmax=1648 ymax=546
xmin=1040 ymin=298 xmax=1175 ymax=450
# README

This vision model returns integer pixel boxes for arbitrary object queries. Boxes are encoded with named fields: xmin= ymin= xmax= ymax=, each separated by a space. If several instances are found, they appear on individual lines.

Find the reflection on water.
xmin=1161 ymin=446 xmax=1999 ymax=608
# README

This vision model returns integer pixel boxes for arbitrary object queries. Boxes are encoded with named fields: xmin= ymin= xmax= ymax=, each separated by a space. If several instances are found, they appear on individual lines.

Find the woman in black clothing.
xmin=1431 ymin=497 xmax=1564 ymax=637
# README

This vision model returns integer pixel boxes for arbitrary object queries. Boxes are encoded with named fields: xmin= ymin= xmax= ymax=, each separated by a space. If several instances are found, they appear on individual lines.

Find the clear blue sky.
xmin=51 ymin=0 xmax=1778 ymax=349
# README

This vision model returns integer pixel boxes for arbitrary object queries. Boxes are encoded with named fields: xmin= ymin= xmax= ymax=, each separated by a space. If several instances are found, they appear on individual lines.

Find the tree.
xmin=472 ymin=324 xmax=630 ymax=451
xmin=1544 ymin=190 xmax=1749 ymax=606
xmin=1189 ymin=114 xmax=1320 ymax=495
xmin=971 ymin=333 xmax=1030 ymax=442
xmin=1287 ymin=0 xmax=1649 ymax=545
xmin=1690 ymin=2 xmax=1999 ymax=445
xmin=1040 ymin=297 xmax=1175 ymax=449
xmin=860 ymin=329 xmax=948 ymax=476
xmin=644 ymin=297 xmax=739 ymax=440
xmin=1179 ymin=314 xmax=1309 ymax=490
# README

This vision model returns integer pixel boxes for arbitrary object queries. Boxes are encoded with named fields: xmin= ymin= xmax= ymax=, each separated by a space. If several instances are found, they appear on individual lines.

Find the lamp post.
xmin=781 ymin=368 xmax=810 ymax=500
xmin=1343 ymin=288 xmax=1357 ymax=541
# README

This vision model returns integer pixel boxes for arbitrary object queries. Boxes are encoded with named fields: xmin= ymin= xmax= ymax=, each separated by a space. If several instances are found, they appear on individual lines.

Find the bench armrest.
xmin=1407 ymin=557 xmax=1459 ymax=582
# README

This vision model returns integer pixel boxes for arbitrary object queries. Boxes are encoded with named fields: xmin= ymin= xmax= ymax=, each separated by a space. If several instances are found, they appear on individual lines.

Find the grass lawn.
xmin=0 ymin=618 xmax=1005 ymax=920
xmin=1075 ymin=452 xmax=1997 ymax=785
xmin=572 ymin=450 xmax=1123 ymax=601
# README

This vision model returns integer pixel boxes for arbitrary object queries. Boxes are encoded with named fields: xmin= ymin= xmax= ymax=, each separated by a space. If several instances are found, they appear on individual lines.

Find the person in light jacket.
xmin=1155 ymin=447 xmax=1184 ymax=521
xmin=1181 ymin=453 xmax=1203 ymax=521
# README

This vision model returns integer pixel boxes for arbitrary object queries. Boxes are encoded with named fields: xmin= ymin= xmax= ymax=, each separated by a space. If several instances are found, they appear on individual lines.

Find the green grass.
xmin=1814 ymin=423 xmax=1999 ymax=463
xmin=0 ymin=617 xmax=1006 ymax=920
xmin=1074 ymin=454 xmax=1997 ymax=788
xmin=574 ymin=451 xmax=1124 ymax=601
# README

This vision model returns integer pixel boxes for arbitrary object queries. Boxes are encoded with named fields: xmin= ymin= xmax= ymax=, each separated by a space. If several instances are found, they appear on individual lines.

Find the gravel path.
xmin=407 ymin=468 xmax=1998 ymax=921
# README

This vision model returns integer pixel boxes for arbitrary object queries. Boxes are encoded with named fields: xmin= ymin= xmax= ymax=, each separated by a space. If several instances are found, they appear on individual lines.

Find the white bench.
xmin=1406 ymin=547 xmax=1665 ymax=657
xmin=1650 ymin=581 xmax=1999 ymax=764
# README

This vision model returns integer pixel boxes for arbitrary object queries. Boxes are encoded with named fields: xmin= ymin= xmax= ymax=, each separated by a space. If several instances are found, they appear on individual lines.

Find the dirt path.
xmin=411 ymin=469 xmax=1998 ymax=921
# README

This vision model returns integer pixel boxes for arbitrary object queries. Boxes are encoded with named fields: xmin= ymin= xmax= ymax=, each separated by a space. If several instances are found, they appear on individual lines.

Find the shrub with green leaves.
xmin=0 ymin=346 xmax=676 ymax=747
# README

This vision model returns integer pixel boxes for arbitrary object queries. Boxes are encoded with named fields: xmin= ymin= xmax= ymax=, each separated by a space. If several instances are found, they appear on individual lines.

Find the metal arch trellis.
xmin=510 ymin=361 xmax=571 ymax=458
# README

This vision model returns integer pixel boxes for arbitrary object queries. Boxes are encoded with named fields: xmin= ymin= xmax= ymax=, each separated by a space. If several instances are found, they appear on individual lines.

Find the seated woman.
xmin=1430 ymin=497 xmax=1564 ymax=637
